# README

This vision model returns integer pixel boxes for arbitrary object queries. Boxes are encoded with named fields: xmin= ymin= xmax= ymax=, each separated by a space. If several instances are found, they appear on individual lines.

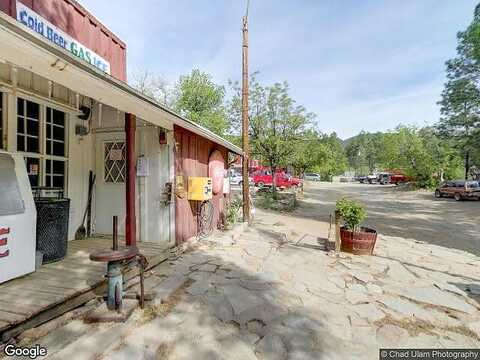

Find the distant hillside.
xmin=341 ymin=135 xmax=359 ymax=147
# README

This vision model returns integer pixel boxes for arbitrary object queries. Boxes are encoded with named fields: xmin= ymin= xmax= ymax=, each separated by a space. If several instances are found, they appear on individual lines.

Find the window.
xmin=0 ymin=92 xmax=3 ymax=149
xmin=45 ymin=108 xmax=66 ymax=189
xmin=46 ymin=108 xmax=66 ymax=156
xmin=45 ymin=159 xmax=65 ymax=188
xmin=16 ymin=98 xmax=68 ymax=189
xmin=25 ymin=157 xmax=40 ymax=187
xmin=104 ymin=141 xmax=126 ymax=183
xmin=17 ymin=98 xmax=40 ymax=153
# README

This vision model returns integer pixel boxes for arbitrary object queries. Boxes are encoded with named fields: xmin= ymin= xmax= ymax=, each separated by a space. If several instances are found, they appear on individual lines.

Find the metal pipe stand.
xmin=86 ymin=216 xmax=147 ymax=322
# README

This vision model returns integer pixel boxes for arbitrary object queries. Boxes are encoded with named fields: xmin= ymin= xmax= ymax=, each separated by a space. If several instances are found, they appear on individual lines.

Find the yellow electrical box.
xmin=187 ymin=177 xmax=213 ymax=201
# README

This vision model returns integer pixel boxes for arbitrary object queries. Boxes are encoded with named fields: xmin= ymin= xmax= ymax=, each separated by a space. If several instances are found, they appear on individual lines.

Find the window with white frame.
xmin=17 ymin=98 xmax=40 ymax=153
xmin=45 ymin=108 xmax=66 ymax=188
xmin=104 ymin=141 xmax=126 ymax=183
xmin=16 ymin=98 xmax=68 ymax=189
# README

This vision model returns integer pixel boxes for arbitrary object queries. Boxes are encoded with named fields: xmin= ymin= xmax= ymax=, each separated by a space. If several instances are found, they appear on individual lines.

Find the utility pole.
xmin=242 ymin=2 xmax=251 ymax=223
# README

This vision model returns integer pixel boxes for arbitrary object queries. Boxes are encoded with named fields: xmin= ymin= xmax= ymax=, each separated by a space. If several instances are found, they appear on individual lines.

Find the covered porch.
xmin=0 ymin=9 xmax=243 ymax=343
xmin=0 ymin=237 xmax=169 ymax=342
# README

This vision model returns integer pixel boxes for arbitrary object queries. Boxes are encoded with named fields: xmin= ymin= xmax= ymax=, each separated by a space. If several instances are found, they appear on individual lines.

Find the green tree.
xmin=419 ymin=127 xmax=464 ymax=182
xmin=438 ymin=78 xmax=480 ymax=179
xmin=345 ymin=132 xmax=384 ymax=175
xmin=314 ymin=133 xmax=348 ymax=181
xmin=290 ymin=130 xmax=346 ymax=179
xmin=229 ymin=76 xmax=313 ymax=192
xmin=290 ymin=130 xmax=323 ymax=176
xmin=174 ymin=69 xmax=228 ymax=136
xmin=438 ymin=5 xmax=480 ymax=179
xmin=376 ymin=126 xmax=462 ymax=187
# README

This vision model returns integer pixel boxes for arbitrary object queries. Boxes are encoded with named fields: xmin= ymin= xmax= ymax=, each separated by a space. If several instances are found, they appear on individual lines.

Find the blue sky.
xmin=79 ymin=1 xmax=477 ymax=139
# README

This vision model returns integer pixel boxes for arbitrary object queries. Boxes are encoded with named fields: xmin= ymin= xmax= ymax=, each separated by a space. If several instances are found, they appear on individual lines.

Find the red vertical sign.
xmin=0 ymin=227 xmax=10 ymax=258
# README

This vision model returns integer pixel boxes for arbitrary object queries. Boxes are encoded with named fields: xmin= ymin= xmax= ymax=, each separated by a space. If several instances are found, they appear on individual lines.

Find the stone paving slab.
xmin=15 ymin=211 xmax=480 ymax=360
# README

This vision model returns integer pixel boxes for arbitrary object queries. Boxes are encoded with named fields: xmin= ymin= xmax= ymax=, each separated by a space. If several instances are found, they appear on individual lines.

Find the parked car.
xmin=253 ymin=169 xmax=303 ymax=189
xmin=377 ymin=173 xmax=391 ymax=185
xmin=357 ymin=175 xmax=377 ymax=184
xmin=389 ymin=174 xmax=411 ymax=184
xmin=229 ymin=172 xmax=253 ymax=187
xmin=435 ymin=180 xmax=480 ymax=201
xmin=377 ymin=172 xmax=410 ymax=185
xmin=304 ymin=173 xmax=321 ymax=181
xmin=339 ymin=176 xmax=354 ymax=183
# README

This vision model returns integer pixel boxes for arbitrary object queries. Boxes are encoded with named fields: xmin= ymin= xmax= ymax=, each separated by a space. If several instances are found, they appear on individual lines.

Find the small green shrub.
xmin=335 ymin=197 xmax=366 ymax=232
xmin=255 ymin=191 xmax=296 ymax=212
xmin=255 ymin=192 xmax=276 ymax=210
xmin=226 ymin=198 xmax=242 ymax=225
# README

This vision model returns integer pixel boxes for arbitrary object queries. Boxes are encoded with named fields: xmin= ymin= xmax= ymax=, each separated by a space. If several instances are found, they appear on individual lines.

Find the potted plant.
xmin=336 ymin=197 xmax=377 ymax=255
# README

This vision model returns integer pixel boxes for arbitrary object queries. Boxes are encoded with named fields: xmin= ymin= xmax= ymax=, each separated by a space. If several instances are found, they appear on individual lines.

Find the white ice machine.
xmin=0 ymin=151 xmax=36 ymax=284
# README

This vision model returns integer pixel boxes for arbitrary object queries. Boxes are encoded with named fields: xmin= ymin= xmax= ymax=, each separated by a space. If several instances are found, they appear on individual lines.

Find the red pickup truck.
xmin=253 ymin=169 xmax=303 ymax=189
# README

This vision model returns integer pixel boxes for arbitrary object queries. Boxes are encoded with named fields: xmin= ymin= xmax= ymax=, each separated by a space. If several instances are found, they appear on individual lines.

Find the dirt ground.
xmin=8 ymin=182 xmax=480 ymax=359
xmin=280 ymin=181 xmax=480 ymax=255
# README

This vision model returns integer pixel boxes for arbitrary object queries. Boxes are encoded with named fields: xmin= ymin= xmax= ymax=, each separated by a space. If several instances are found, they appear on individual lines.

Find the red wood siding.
xmin=174 ymin=125 xmax=228 ymax=244
xmin=0 ymin=0 xmax=126 ymax=81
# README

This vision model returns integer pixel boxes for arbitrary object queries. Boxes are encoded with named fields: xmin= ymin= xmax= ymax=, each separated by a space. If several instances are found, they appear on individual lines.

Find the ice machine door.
xmin=0 ymin=152 xmax=37 ymax=284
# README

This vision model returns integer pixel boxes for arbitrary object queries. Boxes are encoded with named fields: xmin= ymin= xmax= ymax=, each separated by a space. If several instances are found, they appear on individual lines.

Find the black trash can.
xmin=33 ymin=187 xmax=70 ymax=264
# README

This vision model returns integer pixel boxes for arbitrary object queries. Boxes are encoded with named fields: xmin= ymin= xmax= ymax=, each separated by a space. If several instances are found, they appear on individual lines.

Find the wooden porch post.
xmin=125 ymin=113 xmax=136 ymax=247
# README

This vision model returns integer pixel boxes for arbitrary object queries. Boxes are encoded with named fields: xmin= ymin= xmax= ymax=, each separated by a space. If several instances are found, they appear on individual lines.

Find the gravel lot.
xmin=293 ymin=181 xmax=480 ymax=255
xmin=14 ymin=182 xmax=480 ymax=359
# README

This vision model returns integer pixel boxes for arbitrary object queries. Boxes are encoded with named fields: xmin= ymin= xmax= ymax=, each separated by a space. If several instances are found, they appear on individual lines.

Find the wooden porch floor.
xmin=0 ymin=237 xmax=171 ymax=342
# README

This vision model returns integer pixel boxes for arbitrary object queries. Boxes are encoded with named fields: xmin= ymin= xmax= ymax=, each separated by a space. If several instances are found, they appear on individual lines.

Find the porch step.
xmin=100 ymin=317 xmax=174 ymax=360
xmin=39 ymin=268 xmax=190 ymax=359
xmin=20 ymin=320 xmax=92 ymax=358
xmin=46 ymin=322 xmax=129 ymax=360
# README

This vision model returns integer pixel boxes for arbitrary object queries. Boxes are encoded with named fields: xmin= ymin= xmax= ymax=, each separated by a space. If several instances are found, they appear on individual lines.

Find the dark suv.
xmin=434 ymin=180 xmax=480 ymax=201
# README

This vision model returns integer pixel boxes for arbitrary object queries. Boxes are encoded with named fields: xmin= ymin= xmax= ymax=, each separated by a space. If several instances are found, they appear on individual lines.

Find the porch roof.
xmin=0 ymin=12 xmax=243 ymax=155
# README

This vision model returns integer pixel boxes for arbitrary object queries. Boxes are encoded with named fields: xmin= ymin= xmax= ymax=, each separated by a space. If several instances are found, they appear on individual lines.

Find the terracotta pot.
xmin=340 ymin=226 xmax=377 ymax=255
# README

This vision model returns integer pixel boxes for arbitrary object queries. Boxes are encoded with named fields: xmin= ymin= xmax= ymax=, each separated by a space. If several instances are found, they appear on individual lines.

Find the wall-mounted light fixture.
xmin=159 ymin=128 xmax=167 ymax=145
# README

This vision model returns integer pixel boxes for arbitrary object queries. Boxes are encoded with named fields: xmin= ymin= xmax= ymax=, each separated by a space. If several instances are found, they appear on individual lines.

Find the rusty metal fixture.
xmin=119 ymin=253 xmax=149 ymax=309
xmin=340 ymin=227 xmax=377 ymax=255
xmin=89 ymin=247 xmax=138 ymax=311
xmin=90 ymin=246 xmax=138 ymax=263
xmin=334 ymin=210 xmax=341 ymax=253
xmin=90 ymin=216 xmax=139 ymax=311
xmin=131 ymin=253 xmax=148 ymax=309
xmin=112 ymin=215 xmax=118 ymax=251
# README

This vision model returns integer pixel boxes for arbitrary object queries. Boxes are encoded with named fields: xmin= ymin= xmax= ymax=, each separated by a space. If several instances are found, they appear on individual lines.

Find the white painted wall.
xmin=94 ymin=123 xmax=174 ymax=247
xmin=67 ymin=122 xmax=94 ymax=240
xmin=0 ymin=65 xmax=175 ymax=246
xmin=138 ymin=127 xmax=174 ymax=247
xmin=94 ymin=130 xmax=126 ymax=236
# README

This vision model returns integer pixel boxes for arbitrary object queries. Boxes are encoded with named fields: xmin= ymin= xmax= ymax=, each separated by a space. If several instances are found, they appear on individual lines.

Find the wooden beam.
xmin=125 ymin=113 xmax=137 ymax=247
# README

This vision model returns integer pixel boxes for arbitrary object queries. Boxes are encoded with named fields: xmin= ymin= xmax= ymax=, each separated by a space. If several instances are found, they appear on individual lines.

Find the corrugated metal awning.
xmin=0 ymin=12 xmax=243 ymax=155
